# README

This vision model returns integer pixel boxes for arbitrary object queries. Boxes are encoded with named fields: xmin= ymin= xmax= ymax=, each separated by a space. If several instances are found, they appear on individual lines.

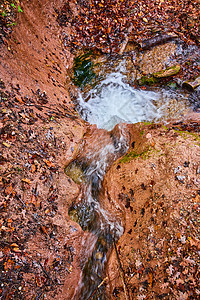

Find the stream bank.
xmin=0 ymin=0 xmax=199 ymax=299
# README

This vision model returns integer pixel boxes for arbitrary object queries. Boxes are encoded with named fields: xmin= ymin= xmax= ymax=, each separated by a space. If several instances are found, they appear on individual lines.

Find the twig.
xmin=87 ymin=277 xmax=108 ymax=300
xmin=38 ymin=261 xmax=53 ymax=282
xmin=118 ymin=25 xmax=133 ymax=55
xmin=113 ymin=240 xmax=130 ymax=300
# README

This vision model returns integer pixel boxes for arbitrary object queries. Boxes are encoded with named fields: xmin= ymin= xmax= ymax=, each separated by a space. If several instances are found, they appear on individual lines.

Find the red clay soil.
xmin=0 ymin=0 xmax=94 ymax=299
xmin=103 ymin=122 xmax=200 ymax=299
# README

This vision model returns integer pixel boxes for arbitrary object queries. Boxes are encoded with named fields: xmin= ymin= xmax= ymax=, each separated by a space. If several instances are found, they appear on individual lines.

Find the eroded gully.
xmin=65 ymin=58 xmax=195 ymax=299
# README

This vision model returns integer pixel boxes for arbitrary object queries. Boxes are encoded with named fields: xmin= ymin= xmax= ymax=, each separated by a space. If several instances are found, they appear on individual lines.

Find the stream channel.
xmin=65 ymin=54 xmax=196 ymax=299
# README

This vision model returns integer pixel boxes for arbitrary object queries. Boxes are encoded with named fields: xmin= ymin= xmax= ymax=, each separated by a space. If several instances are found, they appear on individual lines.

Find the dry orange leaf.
xmin=5 ymin=185 xmax=13 ymax=195
xmin=15 ymin=96 xmax=24 ymax=104
xmin=2 ymin=142 xmax=11 ymax=148
xmin=22 ymin=178 xmax=31 ymax=184
xmin=31 ymin=164 xmax=36 ymax=173
xmin=4 ymin=259 xmax=14 ymax=271
xmin=43 ymin=159 xmax=55 ymax=168
xmin=11 ymin=243 xmax=19 ymax=247
xmin=40 ymin=225 xmax=48 ymax=235
xmin=177 ymin=232 xmax=181 ymax=239
xmin=13 ymin=247 xmax=21 ymax=253
xmin=149 ymin=273 xmax=153 ymax=288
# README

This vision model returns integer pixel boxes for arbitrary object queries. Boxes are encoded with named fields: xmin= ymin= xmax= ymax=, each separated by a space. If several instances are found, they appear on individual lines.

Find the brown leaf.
xmin=40 ymin=225 xmax=48 ymax=235
xmin=2 ymin=142 xmax=11 ymax=148
xmin=4 ymin=259 xmax=14 ymax=271
xmin=15 ymin=96 xmax=24 ymax=104
xmin=43 ymin=159 xmax=55 ymax=168
xmin=22 ymin=178 xmax=31 ymax=184
xmin=31 ymin=164 xmax=36 ymax=173
xmin=11 ymin=243 xmax=19 ymax=247
xmin=190 ymin=238 xmax=200 ymax=250
xmin=5 ymin=185 xmax=13 ymax=195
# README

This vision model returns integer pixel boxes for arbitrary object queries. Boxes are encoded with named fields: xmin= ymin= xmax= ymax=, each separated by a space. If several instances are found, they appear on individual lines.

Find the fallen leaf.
xmin=143 ymin=17 xmax=148 ymax=23
xmin=31 ymin=164 xmax=36 ymax=173
xmin=11 ymin=243 xmax=19 ymax=247
xmin=13 ymin=247 xmax=21 ymax=253
xmin=22 ymin=178 xmax=31 ymax=184
xmin=15 ymin=96 xmax=24 ymax=104
xmin=2 ymin=142 xmax=11 ymax=148
xmin=189 ymin=238 xmax=200 ymax=249
xmin=5 ymin=185 xmax=13 ymax=195
xmin=4 ymin=259 xmax=14 ymax=271
xmin=40 ymin=225 xmax=48 ymax=235
xmin=149 ymin=273 xmax=153 ymax=288
xmin=43 ymin=159 xmax=55 ymax=168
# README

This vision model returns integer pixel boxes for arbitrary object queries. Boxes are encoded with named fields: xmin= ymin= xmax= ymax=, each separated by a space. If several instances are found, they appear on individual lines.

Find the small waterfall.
xmin=76 ymin=68 xmax=190 ymax=131
xmin=67 ymin=124 xmax=129 ymax=299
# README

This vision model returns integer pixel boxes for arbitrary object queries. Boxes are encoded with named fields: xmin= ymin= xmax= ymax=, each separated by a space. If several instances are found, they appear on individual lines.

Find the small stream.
xmin=66 ymin=56 xmax=196 ymax=299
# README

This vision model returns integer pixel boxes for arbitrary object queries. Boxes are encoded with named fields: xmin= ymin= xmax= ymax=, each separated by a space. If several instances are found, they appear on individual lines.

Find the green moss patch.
xmin=153 ymin=65 xmax=180 ymax=78
xmin=118 ymin=147 xmax=151 ymax=164
xmin=72 ymin=52 xmax=96 ymax=88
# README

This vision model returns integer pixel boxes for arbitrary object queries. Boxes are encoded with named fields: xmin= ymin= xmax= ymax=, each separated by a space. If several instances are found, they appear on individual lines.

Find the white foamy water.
xmin=77 ymin=71 xmax=190 ymax=130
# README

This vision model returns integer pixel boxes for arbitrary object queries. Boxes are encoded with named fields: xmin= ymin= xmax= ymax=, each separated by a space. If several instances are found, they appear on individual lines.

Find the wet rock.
xmin=96 ymin=252 xmax=103 ymax=260
xmin=139 ymin=42 xmax=177 ymax=76
xmin=138 ymin=75 xmax=157 ymax=86
xmin=183 ymin=76 xmax=200 ymax=91
xmin=153 ymin=65 xmax=181 ymax=78
xmin=65 ymin=161 xmax=85 ymax=184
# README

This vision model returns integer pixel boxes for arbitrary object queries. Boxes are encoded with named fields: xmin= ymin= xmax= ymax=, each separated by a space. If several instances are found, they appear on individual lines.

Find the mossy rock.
xmin=153 ymin=65 xmax=180 ymax=78
xmin=138 ymin=75 xmax=158 ymax=86
xmin=72 ymin=52 xmax=96 ymax=88
xmin=65 ymin=161 xmax=85 ymax=184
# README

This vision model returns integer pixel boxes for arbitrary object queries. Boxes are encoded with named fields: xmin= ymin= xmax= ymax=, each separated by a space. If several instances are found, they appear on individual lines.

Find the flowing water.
xmin=67 ymin=125 xmax=129 ymax=299
xmin=67 ymin=57 xmax=194 ymax=299
xmin=76 ymin=59 xmax=192 ymax=131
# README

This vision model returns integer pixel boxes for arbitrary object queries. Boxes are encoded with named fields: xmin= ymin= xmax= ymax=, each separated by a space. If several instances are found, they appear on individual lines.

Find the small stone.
xmin=96 ymin=252 xmax=103 ymax=260
xmin=174 ymin=166 xmax=182 ymax=174
xmin=153 ymin=65 xmax=181 ymax=78
xmin=176 ymin=175 xmax=185 ymax=183
xmin=146 ymin=133 xmax=151 ymax=139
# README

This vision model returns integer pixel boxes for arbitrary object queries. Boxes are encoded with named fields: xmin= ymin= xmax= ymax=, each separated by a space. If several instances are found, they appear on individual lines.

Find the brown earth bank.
xmin=0 ymin=0 xmax=94 ymax=299
xmin=104 ymin=122 xmax=200 ymax=299
xmin=0 ymin=0 xmax=200 ymax=300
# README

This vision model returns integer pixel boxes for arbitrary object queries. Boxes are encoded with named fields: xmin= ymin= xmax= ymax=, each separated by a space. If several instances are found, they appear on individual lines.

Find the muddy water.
xmin=67 ymin=57 xmax=194 ymax=299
